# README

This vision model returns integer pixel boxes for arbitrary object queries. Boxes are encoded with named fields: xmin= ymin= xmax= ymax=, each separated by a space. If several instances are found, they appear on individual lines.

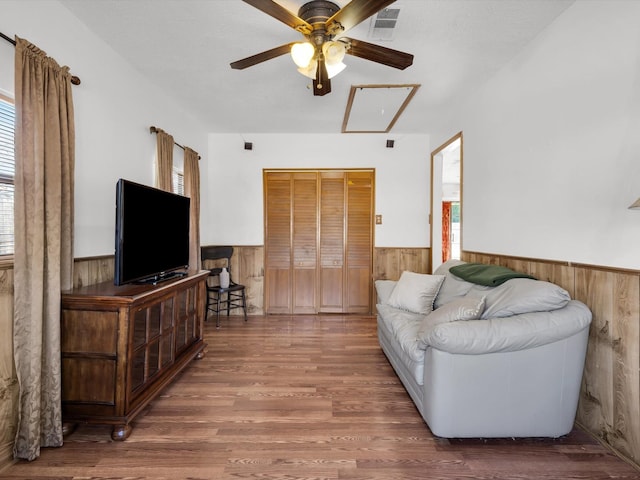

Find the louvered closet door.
xmin=264 ymin=172 xmax=292 ymax=314
xmin=264 ymin=169 xmax=373 ymax=315
xmin=319 ymin=171 xmax=345 ymax=312
xmin=345 ymin=171 xmax=374 ymax=313
xmin=292 ymin=172 xmax=318 ymax=314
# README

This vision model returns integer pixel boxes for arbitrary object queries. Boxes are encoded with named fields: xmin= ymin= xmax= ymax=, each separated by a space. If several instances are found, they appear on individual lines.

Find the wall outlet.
xmin=375 ymin=215 xmax=382 ymax=225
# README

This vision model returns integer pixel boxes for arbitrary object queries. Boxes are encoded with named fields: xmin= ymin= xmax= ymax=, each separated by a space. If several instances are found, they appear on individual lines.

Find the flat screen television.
xmin=114 ymin=179 xmax=190 ymax=286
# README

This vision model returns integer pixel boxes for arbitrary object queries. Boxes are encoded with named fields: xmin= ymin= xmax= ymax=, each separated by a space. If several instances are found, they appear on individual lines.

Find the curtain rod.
xmin=1 ymin=31 xmax=81 ymax=85
xmin=150 ymin=126 xmax=201 ymax=160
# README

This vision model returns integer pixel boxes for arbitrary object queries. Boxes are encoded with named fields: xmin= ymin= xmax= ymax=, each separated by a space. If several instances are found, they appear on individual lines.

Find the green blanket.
xmin=449 ymin=263 xmax=536 ymax=287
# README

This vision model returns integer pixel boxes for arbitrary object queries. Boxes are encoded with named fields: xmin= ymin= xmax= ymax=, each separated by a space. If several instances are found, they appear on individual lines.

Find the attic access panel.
xmin=342 ymin=84 xmax=420 ymax=133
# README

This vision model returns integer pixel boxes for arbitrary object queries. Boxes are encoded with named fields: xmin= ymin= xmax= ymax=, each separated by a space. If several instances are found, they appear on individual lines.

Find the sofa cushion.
xmin=416 ymin=296 xmax=486 ymax=349
xmin=436 ymin=275 xmax=474 ymax=309
xmin=387 ymin=271 xmax=445 ymax=315
xmin=433 ymin=259 xmax=474 ymax=308
xmin=467 ymin=278 xmax=571 ymax=319
xmin=422 ymin=300 xmax=592 ymax=354
xmin=374 ymin=279 xmax=397 ymax=306
xmin=433 ymin=259 xmax=466 ymax=277
xmin=377 ymin=313 xmax=426 ymax=386
xmin=376 ymin=304 xmax=426 ymax=364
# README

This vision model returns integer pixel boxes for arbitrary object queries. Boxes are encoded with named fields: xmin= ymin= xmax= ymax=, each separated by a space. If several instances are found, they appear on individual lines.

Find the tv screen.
xmin=114 ymin=179 xmax=190 ymax=286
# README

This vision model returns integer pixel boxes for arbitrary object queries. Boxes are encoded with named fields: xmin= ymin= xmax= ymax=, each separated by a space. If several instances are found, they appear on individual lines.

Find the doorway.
xmin=430 ymin=133 xmax=462 ymax=273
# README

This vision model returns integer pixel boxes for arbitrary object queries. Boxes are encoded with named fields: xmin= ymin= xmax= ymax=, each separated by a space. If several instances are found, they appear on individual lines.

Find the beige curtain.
xmin=13 ymin=37 xmax=75 ymax=461
xmin=155 ymin=129 xmax=173 ymax=192
xmin=183 ymin=148 xmax=201 ymax=271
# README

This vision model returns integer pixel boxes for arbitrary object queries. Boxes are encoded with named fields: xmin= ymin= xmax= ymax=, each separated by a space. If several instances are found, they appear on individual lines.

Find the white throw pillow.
xmin=387 ymin=271 xmax=445 ymax=315
xmin=416 ymin=296 xmax=486 ymax=349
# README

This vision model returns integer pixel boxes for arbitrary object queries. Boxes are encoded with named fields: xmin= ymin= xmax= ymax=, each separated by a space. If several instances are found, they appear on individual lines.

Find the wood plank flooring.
xmin=3 ymin=315 xmax=640 ymax=480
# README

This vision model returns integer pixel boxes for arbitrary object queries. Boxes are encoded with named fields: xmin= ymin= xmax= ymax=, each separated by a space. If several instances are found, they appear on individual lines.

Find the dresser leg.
xmin=111 ymin=424 xmax=132 ymax=441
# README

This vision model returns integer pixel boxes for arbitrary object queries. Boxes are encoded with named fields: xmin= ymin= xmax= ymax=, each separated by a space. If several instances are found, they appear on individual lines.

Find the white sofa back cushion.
xmin=387 ymin=271 xmax=445 ymax=315
xmin=433 ymin=260 xmax=473 ymax=308
xmin=468 ymin=278 xmax=571 ymax=319
xmin=423 ymin=300 xmax=592 ymax=354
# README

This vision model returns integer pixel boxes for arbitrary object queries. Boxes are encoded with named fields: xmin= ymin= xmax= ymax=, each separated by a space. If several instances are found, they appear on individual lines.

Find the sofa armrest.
xmin=423 ymin=300 xmax=592 ymax=354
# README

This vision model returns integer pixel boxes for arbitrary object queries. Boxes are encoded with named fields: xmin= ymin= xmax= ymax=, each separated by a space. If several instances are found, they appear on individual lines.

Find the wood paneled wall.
xmin=372 ymin=247 xmax=430 ymax=311
xmin=73 ymin=256 xmax=114 ymax=288
xmin=204 ymin=246 xmax=431 ymax=316
xmin=201 ymin=246 xmax=264 ymax=316
xmin=68 ymin=247 xmax=430 ymax=317
xmin=464 ymin=251 xmax=640 ymax=469
xmin=373 ymin=247 xmax=431 ymax=279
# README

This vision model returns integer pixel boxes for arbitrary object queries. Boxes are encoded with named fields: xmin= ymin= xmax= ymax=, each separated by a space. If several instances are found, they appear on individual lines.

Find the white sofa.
xmin=375 ymin=260 xmax=592 ymax=438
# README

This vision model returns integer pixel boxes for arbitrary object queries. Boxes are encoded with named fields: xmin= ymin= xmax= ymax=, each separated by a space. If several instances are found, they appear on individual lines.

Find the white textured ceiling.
xmin=58 ymin=0 xmax=575 ymax=134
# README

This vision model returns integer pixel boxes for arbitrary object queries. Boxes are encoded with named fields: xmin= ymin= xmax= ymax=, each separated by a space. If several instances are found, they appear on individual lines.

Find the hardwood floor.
xmin=3 ymin=315 xmax=640 ymax=480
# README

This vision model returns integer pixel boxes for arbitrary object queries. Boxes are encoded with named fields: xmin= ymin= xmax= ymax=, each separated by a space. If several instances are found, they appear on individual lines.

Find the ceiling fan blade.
xmin=230 ymin=43 xmax=296 ymax=70
xmin=326 ymin=0 xmax=397 ymax=34
xmin=343 ymin=37 xmax=413 ymax=70
xmin=242 ymin=0 xmax=312 ymax=34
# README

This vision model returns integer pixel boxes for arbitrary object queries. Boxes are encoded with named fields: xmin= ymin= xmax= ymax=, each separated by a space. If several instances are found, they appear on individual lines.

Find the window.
xmin=0 ymin=96 xmax=15 ymax=256
xmin=172 ymin=166 xmax=184 ymax=196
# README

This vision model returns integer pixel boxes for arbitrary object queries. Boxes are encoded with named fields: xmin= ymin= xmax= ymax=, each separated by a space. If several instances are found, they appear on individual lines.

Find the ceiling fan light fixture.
xmin=326 ymin=61 xmax=346 ymax=79
xmin=291 ymin=42 xmax=315 ymax=68
xmin=297 ymin=61 xmax=318 ymax=79
xmin=322 ymin=41 xmax=346 ymax=65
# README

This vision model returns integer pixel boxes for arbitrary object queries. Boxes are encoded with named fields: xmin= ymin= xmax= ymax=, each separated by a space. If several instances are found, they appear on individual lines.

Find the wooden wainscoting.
xmin=372 ymin=247 xmax=430 ymax=309
xmin=217 ymin=245 xmax=264 ymax=316
xmin=463 ymin=251 xmax=640 ymax=469
xmin=73 ymin=250 xmax=266 ymax=316
xmin=373 ymin=247 xmax=431 ymax=280
xmin=202 ymin=246 xmax=432 ymax=316
xmin=73 ymin=255 xmax=114 ymax=288
xmin=217 ymin=246 xmax=431 ymax=316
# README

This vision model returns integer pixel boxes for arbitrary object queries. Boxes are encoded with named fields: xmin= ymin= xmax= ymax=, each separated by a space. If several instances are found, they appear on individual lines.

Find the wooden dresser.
xmin=60 ymin=270 xmax=209 ymax=440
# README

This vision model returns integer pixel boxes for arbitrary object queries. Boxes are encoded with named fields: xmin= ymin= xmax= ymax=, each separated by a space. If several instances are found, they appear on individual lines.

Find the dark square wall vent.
xmin=368 ymin=7 xmax=401 ymax=41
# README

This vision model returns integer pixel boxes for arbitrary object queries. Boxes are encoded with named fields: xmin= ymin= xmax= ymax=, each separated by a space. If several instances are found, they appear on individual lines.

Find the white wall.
xmin=205 ymin=133 xmax=431 ymax=248
xmin=7 ymin=1 xmax=636 ymax=270
xmin=441 ymin=0 xmax=640 ymax=270
xmin=0 ymin=0 xmax=210 ymax=257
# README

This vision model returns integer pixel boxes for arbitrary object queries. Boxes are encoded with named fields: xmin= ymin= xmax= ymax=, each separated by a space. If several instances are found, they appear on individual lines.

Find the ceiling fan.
xmin=230 ymin=0 xmax=414 ymax=96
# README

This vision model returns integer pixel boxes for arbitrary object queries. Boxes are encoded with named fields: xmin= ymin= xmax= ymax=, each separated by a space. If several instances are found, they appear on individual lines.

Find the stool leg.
xmin=241 ymin=290 xmax=248 ymax=321
xmin=215 ymin=292 xmax=221 ymax=328
xmin=204 ymin=290 xmax=210 ymax=322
